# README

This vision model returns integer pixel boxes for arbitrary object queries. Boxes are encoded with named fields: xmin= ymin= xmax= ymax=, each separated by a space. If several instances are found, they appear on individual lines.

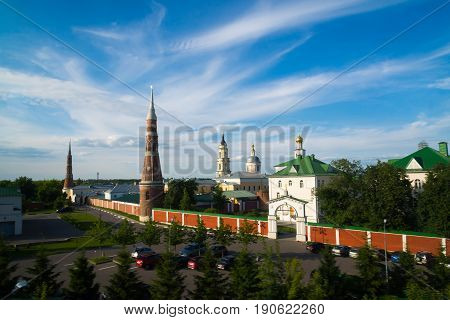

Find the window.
xmin=300 ymin=180 xmax=304 ymax=188
xmin=278 ymin=180 xmax=282 ymax=187
xmin=145 ymin=191 xmax=150 ymax=200
xmin=276 ymin=192 xmax=280 ymax=198
xmin=253 ymin=186 xmax=256 ymax=191
xmin=414 ymin=179 xmax=422 ymax=189
xmin=288 ymin=180 xmax=292 ymax=186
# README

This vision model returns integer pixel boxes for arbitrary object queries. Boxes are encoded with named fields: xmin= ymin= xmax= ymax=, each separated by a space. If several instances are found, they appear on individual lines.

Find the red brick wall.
xmin=184 ymin=214 xmax=198 ymax=227
xmin=406 ymin=236 xmax=442 ymax=255
xmin=222 ymin=217 xmax=238 ymax=231
xmin=201 ymin=215 xmax=218 ymax=229
xmin=240 ymin=219 xmax=258 ymax=234
xmin=310 ymin=227 xmax=336 ymax=244
xmin=260 ymin=221 xmax=268 ymax=235
xmin=168 ymin=211 xmax=182 ymax=223
xmin=153 ymin=210 xmax=166 ymax=223
xmin=447 ymin=239 xmax=450 ymax=256
xmin=371 ymin=232 xmax=403 ymax=252
xmin=339 ymin=229 xmax=367 ymax=248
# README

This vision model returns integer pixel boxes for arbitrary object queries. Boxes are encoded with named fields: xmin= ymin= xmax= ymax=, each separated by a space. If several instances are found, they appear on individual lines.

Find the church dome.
xmin=247 ymin=155 xmax=261 ymax=164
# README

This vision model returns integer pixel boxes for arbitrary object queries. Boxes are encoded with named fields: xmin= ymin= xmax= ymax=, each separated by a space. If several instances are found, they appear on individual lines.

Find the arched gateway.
xmin=267 ymin=195 xmax=308 ymax=241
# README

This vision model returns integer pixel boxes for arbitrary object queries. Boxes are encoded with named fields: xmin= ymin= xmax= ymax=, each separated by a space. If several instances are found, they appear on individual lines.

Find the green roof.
xmin=194 ymin=193 xmax=214 ymax=202
xmin=271 ymin=155 xmax=338 ymax=177
xmin=0 ymin=187 xmax=21 ymax=197
xmin=388 ymin=146 xmax=449 ymax=171
xmin=223 ymin=190 xmax=257 ymax=199
xmin=115 ymin=193 xmax=140 ymax=204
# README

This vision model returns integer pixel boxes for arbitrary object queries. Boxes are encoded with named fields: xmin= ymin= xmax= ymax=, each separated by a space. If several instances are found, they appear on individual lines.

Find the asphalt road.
xmin=11 ymin=206 xmax=358 ymax=295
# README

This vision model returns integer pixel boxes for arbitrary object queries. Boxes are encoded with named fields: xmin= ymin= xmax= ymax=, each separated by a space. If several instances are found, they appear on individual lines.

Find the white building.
xmin=104 ymin=184 xmax=139 ymax=200
xmin=0 ymin=187 xmax=23 ymax=236
xmin=267 ymin=135 xmax=338 ymax=238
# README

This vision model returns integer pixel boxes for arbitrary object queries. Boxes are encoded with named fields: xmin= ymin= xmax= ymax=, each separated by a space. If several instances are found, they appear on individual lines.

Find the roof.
xmin=115 ymin=193 xmax=140 ymax=204
xmin=388 ymin=146 xmax=449 ymax=171
xmin=106 ymin=184 xmax=140 ymax=194
xmin=194 ymin=193 xmax=214 ymax=202
xmin=223 ymin=190 xmax=257 ymax=199
xmin=271 ymin=155 xmax=338 ymax=177
xmin=246 ymin=155 xmax=261 ymax=164
xmin=195 ymin=179 xmax=217 ymax=186
xmin=219 ymin=171 xmax=267 ymax=179
xmin=0 ymin=187 xmax=21 ymax=197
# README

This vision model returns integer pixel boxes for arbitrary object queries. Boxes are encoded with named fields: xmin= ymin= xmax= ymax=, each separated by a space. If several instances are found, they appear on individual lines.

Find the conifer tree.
xmin=151 ymin=249 xmax=185 ymax=299
xmin=88 ymin=217 xmax=112 ymax=256
xmin=214 ymin=218 xmax=234 ymax=255
xmin=139 ymin=219 xmax=162 ymax=248
xmin=229 ymin=248 xmax=258 ymax=299
xmin=65 ymin=252 xmax=99 ymax=299
xmin=114 ymin=219 xmax=136 ymax=247
xmin=190 ymin=247 xmax=227 ymax=299
xmin=256 ymin=242 xmax=286 ymax=299
xmin=164 ymin=220 xmax=185 ymax=252
xmin=388 ymin=251 xmax=415 ymax=297
xmin=105 ymin=250 xmax=147 ymax=299
xmin=307 ymin=248 xmax=343 ymax=299
xmin=26 ymin=249 xmax=62 ymax=299
xmin=179 ymin=188 xmax=193 ymax=210
xmin=356 ymin=244 xmax=384 ymax=299
xmin=236 ymin=220 xmax=258 ymax=249
xmin=188 ymin=216 xmax=207 ymax=254
xmin=284 ymin=258 xmax=306 ymax=299
xmin=0 ymin=237 xmax=17 ymax=298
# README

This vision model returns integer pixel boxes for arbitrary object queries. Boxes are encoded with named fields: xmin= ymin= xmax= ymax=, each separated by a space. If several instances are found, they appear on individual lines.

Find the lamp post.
xmin=383 ymin=219 xmax=388 ymax=283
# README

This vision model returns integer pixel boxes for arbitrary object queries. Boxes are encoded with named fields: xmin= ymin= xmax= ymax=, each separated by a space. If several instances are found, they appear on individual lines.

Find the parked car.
xmin=331 ymin=245 xmax=350 ymax=257
xmin=173 ymin=254 xmax=189 ymax=269
xmin=349 ymin=248 xmax=359 ymax=259
xmin=210 ymin=244 xmax=228 ymax=257
xmin=390 ymin=251 xmax=402 ymax=263
xmin=306 ymin=242 xmax=325 ymax=254
xmin=216 ymin=254 xmax=237 ymax=270
xmin=131 ymin=246 xmax=155 ymax=259
xmin=187 ymin=256 xmax=205 ymax=270
xmin=56 ymin=206 xmax=73 ymax=213
xmin=136 ymin=253 xmax=161 ymax=269
xmin=371 ymin=249 xmax=389 ymax=260
xmin=415 ymin=251 xmax=433 ymax=266
xmin=179 ymin=243 xmax=205 ymax=257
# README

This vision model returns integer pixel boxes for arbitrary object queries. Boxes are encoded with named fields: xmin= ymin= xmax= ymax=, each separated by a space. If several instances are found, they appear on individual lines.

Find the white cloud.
xmin=428 ymin=77 xmax=450 ymax=90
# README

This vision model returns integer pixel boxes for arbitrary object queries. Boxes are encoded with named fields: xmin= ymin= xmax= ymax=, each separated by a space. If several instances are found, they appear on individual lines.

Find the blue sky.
xmin=0 ymin=0 xmax=449 ymax=179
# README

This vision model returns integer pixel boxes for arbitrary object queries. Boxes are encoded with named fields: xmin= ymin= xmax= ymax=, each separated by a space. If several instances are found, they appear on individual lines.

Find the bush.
xmin=203 ymin=208 xmax=219 ymax=213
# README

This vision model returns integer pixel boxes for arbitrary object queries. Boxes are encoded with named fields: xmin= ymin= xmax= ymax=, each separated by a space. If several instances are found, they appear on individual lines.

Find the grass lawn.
xmin=278 ymin=225 xmax=296 ymax=233
xmin=59 ymin=211 xmax=100 ymax=232
xmin=25 ymin=209 xmax=55 ymax=215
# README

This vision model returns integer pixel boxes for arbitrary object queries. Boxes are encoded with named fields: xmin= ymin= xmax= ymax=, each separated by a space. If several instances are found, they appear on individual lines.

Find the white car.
xmin=349 ymin=248 xmax=359 ymax=259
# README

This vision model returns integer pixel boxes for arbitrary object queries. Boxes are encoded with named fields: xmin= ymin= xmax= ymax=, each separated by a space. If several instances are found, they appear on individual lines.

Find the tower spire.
xmin=146 ymin=85 xmax=157 ymax=120
xmin=63 ymin=139 xmax=74 ymax=191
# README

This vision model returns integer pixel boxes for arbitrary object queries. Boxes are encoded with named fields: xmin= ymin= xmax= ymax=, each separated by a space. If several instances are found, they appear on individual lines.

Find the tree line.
xmin=1 ymin=217 xmax=448 ymax=300
xmin=316 ymin=160 xmax=449 ymax=237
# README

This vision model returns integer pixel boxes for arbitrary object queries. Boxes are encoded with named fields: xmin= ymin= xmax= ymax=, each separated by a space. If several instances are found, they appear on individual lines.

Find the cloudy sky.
xmin=0 ymin=0 xmax=449 ymax=179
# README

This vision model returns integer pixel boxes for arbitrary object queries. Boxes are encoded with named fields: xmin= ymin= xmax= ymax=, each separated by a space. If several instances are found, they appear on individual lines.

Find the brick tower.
xmin=63 ymin=140 xmax=74 ymax=194
xmin=139 ymin=86 xmax=164 ymax=222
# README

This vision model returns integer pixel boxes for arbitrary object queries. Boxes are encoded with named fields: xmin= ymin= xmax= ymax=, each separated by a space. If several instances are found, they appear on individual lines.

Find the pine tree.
xmin=179 ymin=188 xmax=192 ymax=210
xmin=114 ymin=220 xmax=136 ymax=247
xmin=356 ymin=244 xmax=385 ymax=299
xmin=307 ymin=248 xmax=343 ymax=299
xmin=213 ymin=218 xmax=234 ymax=256
xmin=256 ymin=242 xmax=286 ymax=299
xmin=229 ymin=248 xmax=258 ymax=299
xmin=105 ymin=250 xmax=147 ymax=299
xmin=26 ymin=249 xmax=62 ymax=299
xmin=236 ymin=219 xmax=258 ymax=249
xmin=87 ymin=217 xmax=112 ymax=256
xmin=388 ymin=251 xmax=415 ymax=297
xmin=65 ymin=252 xmax=99 ymax=299
xmin=164 ymin=220 xmax=185 ymax=252
xmin=0 ymin=237 xmax=17 ymax=298
xmin=151 ymin=249 xmax=185 ymax=299
xmin=284 ymin=258 xmax=306 ymax=299
xmin=188 ymin=216 xmax=207 ymax=254
xmin=212 ymin=184 xmax=227 ymax=211
xmin=190 ymin=247 xmax=227 ymax=299
xmin=139 ymin=219 xmax=162 ymax=248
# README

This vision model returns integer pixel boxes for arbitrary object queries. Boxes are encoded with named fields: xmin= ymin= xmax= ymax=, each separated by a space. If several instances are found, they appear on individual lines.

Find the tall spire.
xmin=146 ymin=85 xmax=157 ymax=120
xmin=220 ymin=133 xmax=226 ymax=145
xmin=250 ymin=144 xmax=255 ymax=157
xmin=68 ymin=139 xmax=71 ymax=155
xmin=63 ymin=139 xmax=74 ymax=190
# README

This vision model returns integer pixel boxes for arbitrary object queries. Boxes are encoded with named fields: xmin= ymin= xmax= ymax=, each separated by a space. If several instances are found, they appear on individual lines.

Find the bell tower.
xmin=216 ymin=133 xmax=231 ymax=178
xmin=139 ymin=86 xmax=164 ymax=222
xmin=63 ymin=140 xmax=74 ymax=194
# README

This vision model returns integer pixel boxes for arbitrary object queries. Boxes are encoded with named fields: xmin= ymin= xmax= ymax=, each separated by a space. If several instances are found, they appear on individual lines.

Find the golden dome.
xmin=296 ymin=135 xmax=303 ymax=144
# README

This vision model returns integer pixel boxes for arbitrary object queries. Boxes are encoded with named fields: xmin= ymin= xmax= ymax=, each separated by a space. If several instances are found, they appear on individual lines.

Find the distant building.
xmin=0 ymin=187 xmax=22 ymax=236
xmin=268 ymin=135 xmax=338 ymax=225
xmin=72 ymin=184 xmax=114 ymax=204
xmin=388 ymin=141 xmax=449 ymax=191
xmin=105 ymin=184 xmax=139 ymax=200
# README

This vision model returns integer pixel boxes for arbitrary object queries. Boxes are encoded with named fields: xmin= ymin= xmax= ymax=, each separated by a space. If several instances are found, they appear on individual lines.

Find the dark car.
xmin=131 ymin=246 xmax=155 ymax=259
xmin=306 ymin=242 xmax=325 ymax=254
xmin=187 ymin=256 xmax=205 ymax=270
xmin=136 ymin=253 xmax=161 ymax=269
xmin=173 ymin=255 xmax=189 ymax=269
xmin=216 ymin=254 xmax=237 ymax=270
xmin=415 ymin=251 xmax=434 ymax=266
xmin=331 ymin=245 xmax=350 ymax=257
xmin=390 ymin=251 xmax=402 ymax=263
xmin=56 ymin=206 xmax=73 ymax=213
xmin=210 ymin=244 xmax=228 ymax=257
xmin=372 ymin=249 xmax=389 ymax=260
xmin=179 ymin=243 xmax=205 ymax=257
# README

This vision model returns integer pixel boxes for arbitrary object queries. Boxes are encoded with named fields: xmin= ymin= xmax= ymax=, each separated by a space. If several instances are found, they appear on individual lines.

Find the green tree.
xmin=236 ymin=220 xmax=258 ymax=249
xmin=26 ymin=250 xmax=62 ymax=299
xmin=179 ymin=188 xmax=193 ymax=210
xmin=113 ymin=220 xmax=136 ymax=247
xmin=0 ymin=238 xmax=17 ymax=298
xmin=87 ymin=218 xmax=112 ymax=256
xmin=188 ymin=216 xmax=207 ymax=254
xmin=36 ymin=180 xmax=64 ymax=206
xmin=65 ymin=252 xmax=99 ymax=299
xmin=213 ymin=218 xmax=234 ymax=256
xmin=189 ymin=247 xmax=227 ymax=299
xmin=212 ymin=184 xmax=227 ymax=211
xmin=307 ymin=248 xmax=344 ymax=299
xmin=163 ymin=179 xmax=197 ymax=209
xmin=229 ymin=249 xmax=258 ymax=299
xmin=256 ymin=242 xmax=285 ymax=299
xmin=139 ymin=219 xmax=162 ymax=248
xmin=356 ymin=244 xmax=385 ymax=299
xmin=164 ymin=220 xmax=185 ymax=252
xmin=15 ymin=176 xmax=36 ymax=200
xmin=416 ymin=164 xmax=450 ymax=237
xmin=388 ymin=251 xmax=416 ymax=297
xmin=284 ymin=258 xmax=306 ymax=299
xmin=151 ymin=249 xmax=185 ymax=299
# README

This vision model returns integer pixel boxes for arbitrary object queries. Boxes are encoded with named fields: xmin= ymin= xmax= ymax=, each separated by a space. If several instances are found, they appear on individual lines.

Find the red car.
xmin=136 ymin=253 xmax=161 ymax=270
xmin=187 ymin=256 xmax=204 ymax=270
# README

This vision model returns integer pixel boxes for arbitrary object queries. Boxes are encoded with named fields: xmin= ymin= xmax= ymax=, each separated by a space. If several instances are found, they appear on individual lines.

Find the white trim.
xmin=166 ymin=210 xmax=169 ymax=222
xmin=258 ymin=221 xmax=261 ymax=234
xmin=442 ymin=238 xmax=447 ymax=255
xmin=367 ymin=231 xmax=372 ymax=247
xmin=402 ymin=234 xmax=407 ymax=252
xmin=335 ymin=229 xmax=340 ymax=245
xmin=237 ymin=218 xmax=240 ymax=230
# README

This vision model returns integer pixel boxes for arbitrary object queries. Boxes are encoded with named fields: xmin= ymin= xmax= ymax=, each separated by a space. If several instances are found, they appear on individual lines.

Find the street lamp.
xmin=383 ymin=219 xmax=388 ymax=283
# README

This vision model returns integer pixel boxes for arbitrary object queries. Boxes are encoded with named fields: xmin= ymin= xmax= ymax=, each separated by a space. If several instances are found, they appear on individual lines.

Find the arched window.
xmin=300 ymin=180 xmax=304 ymax=188
xmin=253 ymin=186 xmax=256 ymax=191
xmin=278 ymin=180 xmax=282 ymax=187
xmin=414 ymin=179 xmax=422 ymax=189
xmin=276 ymin=192 xmax=280 ymax=198
xmin=145 ymin=191 xmax=150 ymax=200
xmin=288 ymin=180 xmax=292 ymax=186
